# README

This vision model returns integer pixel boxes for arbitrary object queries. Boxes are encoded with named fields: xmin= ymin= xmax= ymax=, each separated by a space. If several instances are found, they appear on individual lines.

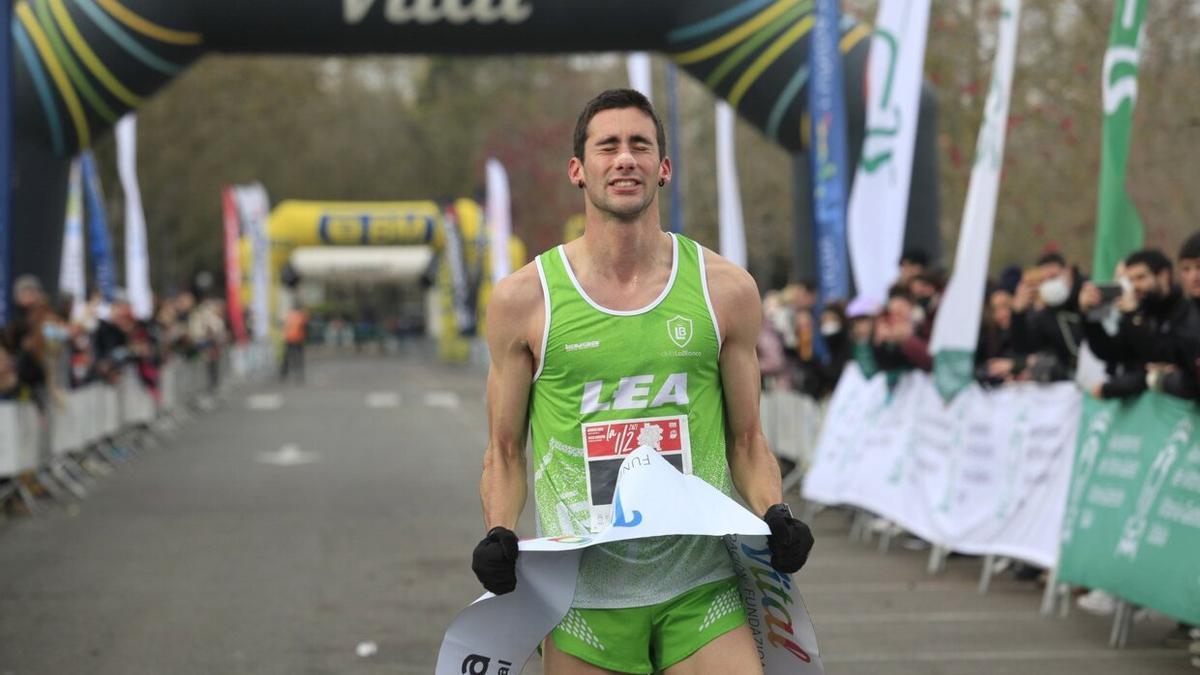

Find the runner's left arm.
xmin=479 ymin=266 xmax=541 ymax=531
xmin=707 ymin=254 xmax=783 ymax=517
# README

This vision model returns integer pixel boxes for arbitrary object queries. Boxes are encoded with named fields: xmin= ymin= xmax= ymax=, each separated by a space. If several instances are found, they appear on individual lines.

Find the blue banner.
xmin=807 ymin=0 xmax=851 ymax=303
xmin=80 ymin=152 xmax=116 ymax=301
xmin=0 ymin=0 xmax=12 ymax=324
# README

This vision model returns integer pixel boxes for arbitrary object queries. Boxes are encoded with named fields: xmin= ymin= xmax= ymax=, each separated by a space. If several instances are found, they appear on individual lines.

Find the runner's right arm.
xmin=479 ymin=264 xmax=543 ymax=531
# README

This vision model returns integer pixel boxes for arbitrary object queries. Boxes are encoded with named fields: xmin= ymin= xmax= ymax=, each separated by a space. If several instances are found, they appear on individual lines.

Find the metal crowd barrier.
xmin=760 ymin=387 xmax=825 ymax=493
xmin=1 ymin=342 xmax=276 ymax=513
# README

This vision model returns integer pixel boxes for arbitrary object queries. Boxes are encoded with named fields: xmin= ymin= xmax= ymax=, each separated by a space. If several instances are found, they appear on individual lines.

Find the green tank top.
xmin=529 ymin=233 xmax=734 ymax=608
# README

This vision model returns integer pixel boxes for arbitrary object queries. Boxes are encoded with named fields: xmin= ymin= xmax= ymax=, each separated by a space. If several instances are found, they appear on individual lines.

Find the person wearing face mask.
xmin=1080 ymin=248 xmax=1199 ymax=400
xmin=1010 ymin=252 xmax=1085 ymax=382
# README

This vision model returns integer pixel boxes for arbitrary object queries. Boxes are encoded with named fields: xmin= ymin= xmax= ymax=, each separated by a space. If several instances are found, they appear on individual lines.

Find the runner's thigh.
xmin=661 ymin=623 xmax=763 ymax=675
xmin=543 ymin=636 xmax=627 ymax=675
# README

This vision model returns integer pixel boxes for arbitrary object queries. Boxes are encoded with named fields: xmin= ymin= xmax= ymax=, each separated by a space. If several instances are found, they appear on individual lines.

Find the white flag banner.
xmin=626 ymin=52 xmax=653 ymax=100
xmin=804 ymin=368 xmax=1080 ymax=569
xmin=115 ymin=115 xmax=153 ymax=320
xmin=846 ymin=0 xmax=931 ymax=309
xmin=59 ymin=158 xmax=86 ymax=318
xmin=234 ymin=184 xmax=271 ymax=341
xmin=716 ymin=101 xmax=746 ymax=268
xmin=486 ymin=159 xmax=512 ymax=284
xmin=930 ymin=0 xmax=1022 ymax=400
xmin=437 ymin=447 xmax=823 ymax=675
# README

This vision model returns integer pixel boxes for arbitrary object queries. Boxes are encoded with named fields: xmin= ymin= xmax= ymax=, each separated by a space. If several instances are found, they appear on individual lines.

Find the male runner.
xmin=473 ymin=89 xmax=814 ymax=674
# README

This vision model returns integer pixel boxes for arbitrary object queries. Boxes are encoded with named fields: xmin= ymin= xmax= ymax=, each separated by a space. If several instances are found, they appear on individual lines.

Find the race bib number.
xmin=581 ymin=415 xmax=692 ymax=531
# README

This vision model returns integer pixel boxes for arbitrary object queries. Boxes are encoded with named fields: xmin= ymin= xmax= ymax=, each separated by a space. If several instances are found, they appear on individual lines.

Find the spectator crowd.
xmin=759 ymin=231 xmax=1200 ymax=405
xmin=759 ymin=232 xmax=1200 ymax=656
xmin=0 ymin=277 xmax=229 ymax=414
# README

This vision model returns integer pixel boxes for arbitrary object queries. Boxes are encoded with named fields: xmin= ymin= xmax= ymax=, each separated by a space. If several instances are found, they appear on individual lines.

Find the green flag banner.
xmin=1092 ymin=0 xmax=1146 ymax=282
xmin=1058 ymin=393 xmax=1200 ymax=625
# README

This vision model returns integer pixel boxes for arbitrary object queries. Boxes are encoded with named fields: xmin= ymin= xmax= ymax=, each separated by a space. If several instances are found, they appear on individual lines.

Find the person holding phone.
xmin=1079 ymin=249 xmax=1194 ymax=399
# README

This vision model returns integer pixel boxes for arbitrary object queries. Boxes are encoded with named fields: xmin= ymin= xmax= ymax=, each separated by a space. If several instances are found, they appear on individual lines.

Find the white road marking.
xmin=365 ymin=392 xmax=402 ymax=408
xmin=245 ymin=394 xmax=283 ymax=411
xmin=424 ymin=391 xmax=460 ymax=409
xmin=255 ymin=444 xmax=321 ymax=466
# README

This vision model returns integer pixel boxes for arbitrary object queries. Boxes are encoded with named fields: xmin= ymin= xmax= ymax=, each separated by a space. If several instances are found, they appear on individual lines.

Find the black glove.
xmin=471 ymin=526 xmax=519 ymax=594
xmin=763 ymin=503 xmax=814 ymax=574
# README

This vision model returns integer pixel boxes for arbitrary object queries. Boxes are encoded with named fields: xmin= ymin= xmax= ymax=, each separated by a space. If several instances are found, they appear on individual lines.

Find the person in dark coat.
xmin=1010 ymin=253 xmax=1085 ymax=382
xmin=1079 ymin=248 xmax=1198 ymax=400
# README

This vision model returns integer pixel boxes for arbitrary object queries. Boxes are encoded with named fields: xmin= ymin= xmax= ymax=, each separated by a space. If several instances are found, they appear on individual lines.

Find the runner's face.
xmin=570 ymin=108 xmax=670 ymax=221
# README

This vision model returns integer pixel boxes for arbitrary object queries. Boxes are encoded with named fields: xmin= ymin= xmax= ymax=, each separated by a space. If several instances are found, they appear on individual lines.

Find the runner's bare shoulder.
xmin=698 ymin=246 xmax=761 ymax=337
xmin=487 ymin=262 xmax=545 ymax=354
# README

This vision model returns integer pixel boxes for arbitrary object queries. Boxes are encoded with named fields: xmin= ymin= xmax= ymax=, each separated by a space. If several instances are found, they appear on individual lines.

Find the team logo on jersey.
xmin=666 ymin=315 xmax=694 ymax=348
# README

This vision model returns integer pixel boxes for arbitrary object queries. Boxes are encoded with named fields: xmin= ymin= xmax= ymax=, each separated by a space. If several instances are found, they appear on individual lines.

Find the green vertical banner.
xmin=1092 ymin=0 xmax=1146 ymax=282
xmin=1058 ymin=394 xmax=1200 ymax=625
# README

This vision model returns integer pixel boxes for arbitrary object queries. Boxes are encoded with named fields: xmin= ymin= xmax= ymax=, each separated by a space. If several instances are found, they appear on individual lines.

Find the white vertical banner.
xmin=486 ymin=158 xmax=512 ymax=283
xmin=115 ymin=115 xmax=153 ymax=320
xmin=234 ymin=184 xmax=271 ymax=341
xmin=715 ymin=101 xmax=746 ymax=268
xmin=626 ymin=52 xmax=653 ymax=100
xmin=929 ymin=0 xmax=1022 ymax=400
xmin=846 ymin=0 xmax=931 ymax=308
xmin=59 ymin=158 xmax=86 ymax=317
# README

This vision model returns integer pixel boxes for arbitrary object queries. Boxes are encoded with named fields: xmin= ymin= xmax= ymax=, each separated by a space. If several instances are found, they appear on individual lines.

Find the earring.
xmin=578 ymin=182 xmax=585 ymax=189
xmin=658 ymin=179 xmax=666 ymax=187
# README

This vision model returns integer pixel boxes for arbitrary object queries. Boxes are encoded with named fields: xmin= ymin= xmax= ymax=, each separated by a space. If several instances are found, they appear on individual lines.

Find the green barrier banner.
xmin=1058 ymin=393 xmax=1200 ymax=625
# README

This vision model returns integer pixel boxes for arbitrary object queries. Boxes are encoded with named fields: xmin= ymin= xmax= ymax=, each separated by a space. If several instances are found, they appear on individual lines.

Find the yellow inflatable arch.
xmin=239 ymin=197 xmax=525 ymax=363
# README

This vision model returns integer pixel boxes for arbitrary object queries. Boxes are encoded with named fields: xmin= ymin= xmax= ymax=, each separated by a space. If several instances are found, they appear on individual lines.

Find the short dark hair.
xmin=900 ymin=249 xmax=929 ymax=267
xmin=913 ymin=269 xmax=946 ymax=291
xmin=887 ymin=283 xmax=913 ymax=302
xmin=1125 ymin=248 xmax=1172 ymax=275
xmin=573 ymin=89 xmax=667 ymax=161
xmin=1179 ymin=232 xmax=1200 ymax=261
xmin=1036 ymin=252 xmax=1066 ymax=267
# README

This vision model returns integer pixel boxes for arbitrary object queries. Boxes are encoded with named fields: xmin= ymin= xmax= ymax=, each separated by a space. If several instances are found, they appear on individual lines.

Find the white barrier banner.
xmin=803 ymin=367 xmax=1080 ymax=568
xmin=437 ymin=447 xmax=823 ymax=674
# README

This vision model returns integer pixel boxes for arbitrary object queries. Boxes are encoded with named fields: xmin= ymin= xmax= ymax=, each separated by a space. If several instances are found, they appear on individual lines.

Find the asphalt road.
xmin=0 ymin=353 xmax=1192 ymax=674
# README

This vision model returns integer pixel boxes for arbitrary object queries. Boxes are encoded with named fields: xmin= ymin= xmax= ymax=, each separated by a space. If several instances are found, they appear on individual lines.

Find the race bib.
xmin=581 ymin=415 xmax=692 ymax=531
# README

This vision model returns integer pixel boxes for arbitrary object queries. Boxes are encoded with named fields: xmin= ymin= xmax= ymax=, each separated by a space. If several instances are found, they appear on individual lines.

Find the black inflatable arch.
xmin=10 ymin=0 xmax=938 ymax=286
